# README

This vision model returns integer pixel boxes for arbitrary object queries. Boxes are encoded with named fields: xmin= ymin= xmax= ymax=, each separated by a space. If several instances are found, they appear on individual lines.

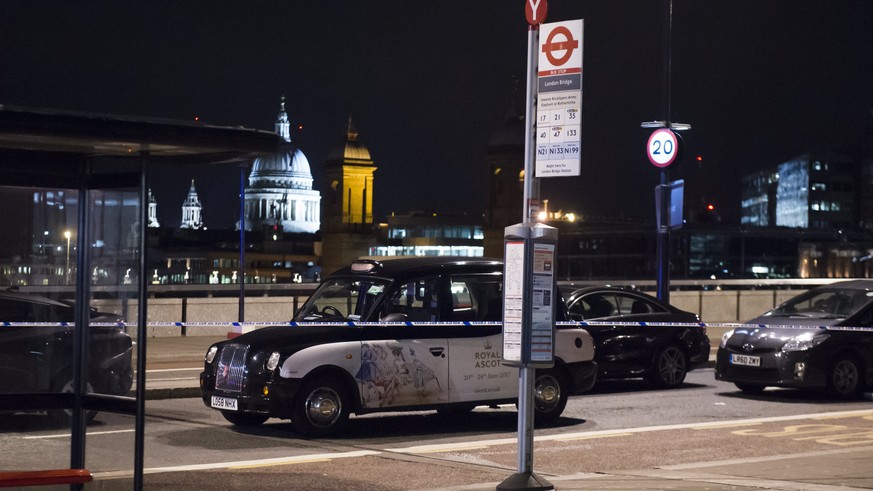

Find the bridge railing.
xmin=6 ymin=279 xmax=853 ymax=336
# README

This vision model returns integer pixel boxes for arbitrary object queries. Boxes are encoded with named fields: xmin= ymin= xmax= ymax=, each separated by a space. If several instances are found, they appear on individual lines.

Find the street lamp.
xmin=64 ymin=230 xmax=71 ymax=285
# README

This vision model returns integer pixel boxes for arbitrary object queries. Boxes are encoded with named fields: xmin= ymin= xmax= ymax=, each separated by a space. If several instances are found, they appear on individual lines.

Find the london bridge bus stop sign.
xmin=536 ymin=19 xmax=583 ymax=178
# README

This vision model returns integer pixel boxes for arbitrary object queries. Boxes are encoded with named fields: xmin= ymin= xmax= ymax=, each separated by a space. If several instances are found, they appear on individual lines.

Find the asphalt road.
xmin=3 ymin=369 xmax=872 ymax=489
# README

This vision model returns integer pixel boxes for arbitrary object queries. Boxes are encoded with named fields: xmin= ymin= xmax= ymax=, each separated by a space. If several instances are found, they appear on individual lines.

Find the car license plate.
xmin=211 ymin=396 xmax=238 ymax=411
xmin=730 ymin=354 xmax=761 ymax=367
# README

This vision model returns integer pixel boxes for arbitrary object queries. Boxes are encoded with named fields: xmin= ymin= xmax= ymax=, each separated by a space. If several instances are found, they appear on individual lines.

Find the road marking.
xmin=71 ymin=408 xmax=873 ymax=479
xmin=389 ymin=440 xmax=514 ymax=454
xmin=691 ymin=422 xmax=762 ymax=430
xmin=657 ymin=444 xmax=873 ymax=470
xmin=552 ymin=432 xmax=632 ymax=442
xmin=91 ymin=450 xmax=381 ymax=478
xmin=732 ymin=423 xmax=848 ymax=437
xmin=25 ymin=429 xmax=135 ymax=440
xmin=388 ymin=409 xmax=873 ymax=454
xmin=230 ymin=458 xmax=332 ymax=469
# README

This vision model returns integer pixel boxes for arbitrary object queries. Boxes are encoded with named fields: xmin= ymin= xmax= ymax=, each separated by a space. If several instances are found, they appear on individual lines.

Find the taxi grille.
xmin=215 ymin=343 xmax=248 ymax=393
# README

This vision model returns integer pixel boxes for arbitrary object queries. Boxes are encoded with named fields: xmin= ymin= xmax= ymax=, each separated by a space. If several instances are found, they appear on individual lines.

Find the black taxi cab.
xmin=200 ymin=257 xmax=596 ymax=436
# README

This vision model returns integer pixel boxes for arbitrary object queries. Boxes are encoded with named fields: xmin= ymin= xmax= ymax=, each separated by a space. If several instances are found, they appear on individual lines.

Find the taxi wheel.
xmin=828 ymin=354 xmax=864 ymax=399
xmin=532 ymin=369 xmax=569 ymax=425
xmin=646 ymin=344 xmax=687 ymax=388
xmin=222 ymin=412 xmax=268 ymax=426
xmin=292 ymin=376 xmax=351 ymax=436
xmin=49 ymin=373 xmax=98 ymax=426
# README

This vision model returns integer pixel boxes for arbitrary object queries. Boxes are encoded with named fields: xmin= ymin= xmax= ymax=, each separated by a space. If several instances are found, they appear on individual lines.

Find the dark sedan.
xmin=716 ymin=280 xmax=873 ymax=399
xmin=0 ymin=290 xmax=133 ymax=422
xmin=563 ymin=287 xmax=710 ymax=388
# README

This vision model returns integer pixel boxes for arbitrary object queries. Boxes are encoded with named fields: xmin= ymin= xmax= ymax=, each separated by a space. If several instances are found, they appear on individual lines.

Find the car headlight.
xmin=782 ymin=332 xmax=829 ymax=352
xmin=719 ymin=329 xmax=735 ymax=349
xmin=265 ymin=351 xmax=281 ymax=372
xmin=205 ymin=346 xmax=218 ymax=363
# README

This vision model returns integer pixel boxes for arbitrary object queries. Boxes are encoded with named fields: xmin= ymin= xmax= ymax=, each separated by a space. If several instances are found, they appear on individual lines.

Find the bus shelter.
xmin=0 ymin=105 xmax=279 ymax=489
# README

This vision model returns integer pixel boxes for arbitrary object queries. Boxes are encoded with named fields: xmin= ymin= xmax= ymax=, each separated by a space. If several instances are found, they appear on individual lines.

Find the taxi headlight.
xmin=782 ymin=332 xmax=829 ymax=352
xmin=265 ymin=351 xmax=281 ymax=372
xmin=205 ymin=346 xmax=218 ymax=363
xmin=719 ymin=329 xmax=735 ymax=349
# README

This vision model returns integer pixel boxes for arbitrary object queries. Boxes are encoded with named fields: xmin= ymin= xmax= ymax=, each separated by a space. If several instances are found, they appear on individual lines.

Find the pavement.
xmin=125 ymin=331 xmax=873 ymax=490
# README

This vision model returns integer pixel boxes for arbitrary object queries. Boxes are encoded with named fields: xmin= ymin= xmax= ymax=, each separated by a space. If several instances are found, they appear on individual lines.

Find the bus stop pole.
xmin=497 ymin=23 xmax=554 ymax=491
xmin=519 ymin=23 xmax=539 ymax=478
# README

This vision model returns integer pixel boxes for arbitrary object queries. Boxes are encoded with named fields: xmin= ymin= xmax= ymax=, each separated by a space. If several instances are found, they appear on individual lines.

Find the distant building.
xmin=242 ymin=97 xmax=321 ymax=234
xmin=740 ymin=169 xmax=778 ymax=227
xmin=483 ymin=82 xmax=526 ymax=257
xmin=148 ymin=189 xmax=160 ymax=228
xmin=179 ymin=180 xmax=203 ymax=229
xmin=369 ymin=212 xmax=484 ymax=257
xmin=741 ymin=153 xmax=857 ymax=230
xmin=860 ymin=170 xmax=873 ymax=231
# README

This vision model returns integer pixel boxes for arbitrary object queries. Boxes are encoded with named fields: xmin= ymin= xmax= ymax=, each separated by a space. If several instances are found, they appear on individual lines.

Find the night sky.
xmin=2 ymin=1 xmax=872 ymax=229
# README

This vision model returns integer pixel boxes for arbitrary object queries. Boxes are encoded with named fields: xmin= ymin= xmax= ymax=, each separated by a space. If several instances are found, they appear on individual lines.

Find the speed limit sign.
xmin=647 ymin=128 xmax=679 ymax=168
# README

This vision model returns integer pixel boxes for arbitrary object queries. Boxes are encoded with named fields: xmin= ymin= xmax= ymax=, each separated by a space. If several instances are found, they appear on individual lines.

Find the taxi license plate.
xmin=730 ymin=354 xmax=761 ymax=367
xmin=211 ymin=396 xmax=238 ymax=411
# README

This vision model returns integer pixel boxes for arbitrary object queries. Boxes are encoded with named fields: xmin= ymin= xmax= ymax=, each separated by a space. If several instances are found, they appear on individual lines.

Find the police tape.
xmin=3 ymin=320 xmax=873 ymax=332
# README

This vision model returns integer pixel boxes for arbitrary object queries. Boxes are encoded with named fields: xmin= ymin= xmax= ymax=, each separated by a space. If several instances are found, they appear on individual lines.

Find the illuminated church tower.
xmin=322 ymin=115 xmax=376 ymax=232
xmin=180 ymin=180 xmax=203 ymax=229
xmin=320 ymin=115 xmax=378 ymax=275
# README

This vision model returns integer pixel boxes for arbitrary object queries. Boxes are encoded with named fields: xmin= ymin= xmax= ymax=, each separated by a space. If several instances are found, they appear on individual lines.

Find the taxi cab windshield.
xmin=294 ymin=277 xmax=389 ymax=322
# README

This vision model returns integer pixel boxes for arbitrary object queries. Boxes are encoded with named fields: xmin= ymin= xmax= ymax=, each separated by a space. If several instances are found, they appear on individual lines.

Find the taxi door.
xmin=445 ymin=275 xmax=516 ymax=403
xmin=357 ymin=277 xmax=449 ymax=409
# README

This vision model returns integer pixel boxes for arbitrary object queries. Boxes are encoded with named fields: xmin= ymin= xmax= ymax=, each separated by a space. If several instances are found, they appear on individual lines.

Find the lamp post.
xmin=64 ymin=230 xmax=71 ymax=285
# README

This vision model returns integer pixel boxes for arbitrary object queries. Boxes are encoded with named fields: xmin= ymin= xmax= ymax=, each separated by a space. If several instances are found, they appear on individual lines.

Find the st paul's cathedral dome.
xmin=241 ymin=97 xmax=321 ymax=234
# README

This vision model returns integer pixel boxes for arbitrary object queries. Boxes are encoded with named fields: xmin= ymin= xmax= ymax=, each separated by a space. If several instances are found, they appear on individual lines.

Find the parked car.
xmin=0 ymin=289 xmax=133 ymax=422
xmin=716 ymin=280 xmax=873 ymax=399
xmin=200 ymin=257 xmax=597 ymax=436
xmin=562 ymin=287 xmax=710 ymax=388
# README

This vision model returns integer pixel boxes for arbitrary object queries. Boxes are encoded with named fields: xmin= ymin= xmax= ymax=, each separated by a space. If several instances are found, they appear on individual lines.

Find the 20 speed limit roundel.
xmin=647 ymin=129 xmax=679 ymax=168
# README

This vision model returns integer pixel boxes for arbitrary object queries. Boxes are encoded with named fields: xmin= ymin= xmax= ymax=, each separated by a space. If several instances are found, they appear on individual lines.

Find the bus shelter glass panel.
xmin=84 ymin=186 xmax=140 ymax=474
xmin=0 ymin=183 xmax=140 ymax=474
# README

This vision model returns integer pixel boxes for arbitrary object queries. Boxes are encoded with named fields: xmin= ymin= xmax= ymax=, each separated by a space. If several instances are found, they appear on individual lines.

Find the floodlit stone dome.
xmin=249 ymin=97 xmax=313 ymax=190
xmin=241 ymin=97 xmax=321 ymax=234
